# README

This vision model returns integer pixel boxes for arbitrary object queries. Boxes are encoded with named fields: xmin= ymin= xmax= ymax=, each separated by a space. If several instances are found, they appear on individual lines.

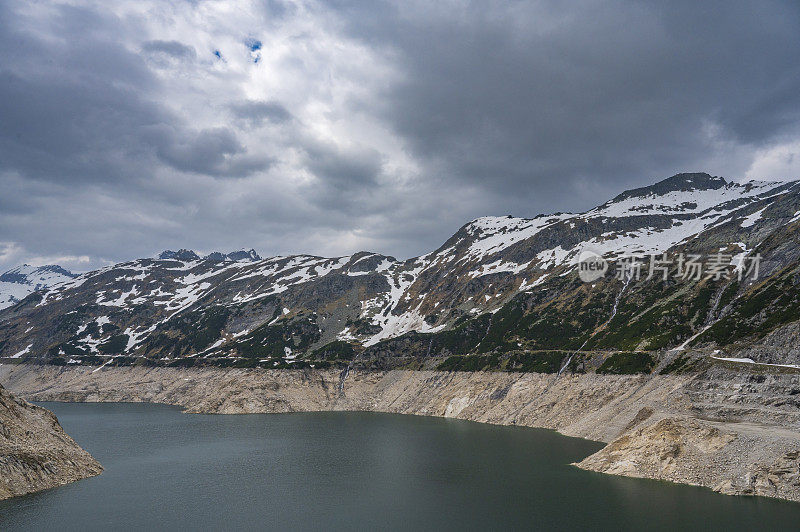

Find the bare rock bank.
xmin=0 ymin=382 xmax=102 ymax=500
xmin=1 ymin=364 xmax=799 ymax=503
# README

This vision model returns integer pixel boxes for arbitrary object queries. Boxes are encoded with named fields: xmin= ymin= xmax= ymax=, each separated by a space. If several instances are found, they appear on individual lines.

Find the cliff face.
xmin=0 ymin=382 xmax=102 ymax=500
xmin=2 ymin=363 xmax=798 ymax=502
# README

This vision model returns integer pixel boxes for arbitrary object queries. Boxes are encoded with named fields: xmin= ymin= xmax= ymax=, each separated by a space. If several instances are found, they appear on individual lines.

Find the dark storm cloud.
xmin=301 ymin=141 xmax=385 ymax=212
xmin=323 ymin=0 xmax=800 ymax=212
xmin=0 ymin=68 xmax=164 ymax=184
xmin=0 ymin=4 xmax=165 ymax=186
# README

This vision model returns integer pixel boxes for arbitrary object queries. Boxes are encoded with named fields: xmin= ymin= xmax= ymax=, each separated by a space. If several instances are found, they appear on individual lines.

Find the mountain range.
xmin=2 ymin=172 xmax=799 ymax=371
xmin=0 ymin=250 xmax=263 ymax=312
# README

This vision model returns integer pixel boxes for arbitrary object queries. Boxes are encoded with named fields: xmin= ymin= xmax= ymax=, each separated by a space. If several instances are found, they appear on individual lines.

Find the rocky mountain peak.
xmin=204 ymin=249 xmax=262 ymax=262
xmin=610 ymin=172 xmax=727 ymax=204
xmin=226 ymin=249 xmax=261 ymax=262
xmin=204 ymin=252 xmax=227 ymax=261
xmin=347 ymin=252 xmax=397 ymax=272
xmin=37 ymin=265 xmax=77 ymax=277
xmin=158 ymin=249 xmax=201 ymax=261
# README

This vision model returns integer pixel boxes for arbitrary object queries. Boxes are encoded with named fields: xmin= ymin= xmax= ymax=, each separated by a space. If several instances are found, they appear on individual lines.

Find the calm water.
xmin=1 ymin=403 xmax=799 ymax=531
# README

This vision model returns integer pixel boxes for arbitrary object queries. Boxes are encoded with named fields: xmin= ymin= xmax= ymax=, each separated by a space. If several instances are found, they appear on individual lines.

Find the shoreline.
xmin=0 ymin=382 xmax=103 ymax=500
xmin=1 ymin=363 xmax=799 ymax=503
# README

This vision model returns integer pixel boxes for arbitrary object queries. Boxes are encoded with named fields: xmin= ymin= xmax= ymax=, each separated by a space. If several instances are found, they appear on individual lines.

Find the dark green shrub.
xmin=596 ymin=352 xmax=654 ymax=374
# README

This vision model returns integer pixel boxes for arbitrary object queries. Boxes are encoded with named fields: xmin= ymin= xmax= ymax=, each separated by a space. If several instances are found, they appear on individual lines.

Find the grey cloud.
xmin=305 ymin=143 xmax=382 ymax=187
xmin=0 ymin=4 xmax=167 ymax=186
xmin=299 ymin=141 xmax=386 ymax=213
xmin=325 ymin=0 xmax=800 ymax=214
xmin=0 ymin=69 xmax=165 ymax=184
xmin=230 ymin=100 xmax=292 ymax=127
xmin=142 ymin=40 xmax=197 ymax=61
xmin=156 ymin=127 xmax=272 ymax=177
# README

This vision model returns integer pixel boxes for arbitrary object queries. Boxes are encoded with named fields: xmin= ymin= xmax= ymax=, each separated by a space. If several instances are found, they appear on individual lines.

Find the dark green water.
xmin=1 ymin=403 xmax=799 ymax=531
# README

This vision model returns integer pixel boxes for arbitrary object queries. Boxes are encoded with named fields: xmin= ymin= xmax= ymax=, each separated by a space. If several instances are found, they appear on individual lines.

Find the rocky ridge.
xmin=0 ymin=381 xmax=102 ymax=500
xmin=1 ymin=172 xmax=800 ymax=372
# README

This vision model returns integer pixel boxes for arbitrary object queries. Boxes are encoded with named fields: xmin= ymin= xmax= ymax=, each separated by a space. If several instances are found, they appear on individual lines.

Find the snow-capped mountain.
xmin=0 ymin=265 xmax=77 ymax=311
xmin=2 ymin=173 xmax=800 ymax=367
xmin=159 ymin=249 xmax=262 ymax=262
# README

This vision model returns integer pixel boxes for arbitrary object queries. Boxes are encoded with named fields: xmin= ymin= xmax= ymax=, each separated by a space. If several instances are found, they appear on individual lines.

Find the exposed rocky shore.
xmin=0 ymin=381 xmax=102 ymax=500
xmin=1 ymin=363 xmax=798 ymax=502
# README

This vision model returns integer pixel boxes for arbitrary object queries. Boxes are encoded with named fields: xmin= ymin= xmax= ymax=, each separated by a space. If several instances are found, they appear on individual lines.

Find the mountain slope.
xmin=1 ymin=173 xmax=799 ymax=369
xmin=0 ymin=265 xmax=77 ymax=311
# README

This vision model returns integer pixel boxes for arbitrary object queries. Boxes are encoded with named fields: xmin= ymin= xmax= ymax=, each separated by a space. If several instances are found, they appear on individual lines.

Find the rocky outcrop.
xmin=734 ymin=321 xmax=800 ymax=365
xmin=2 ymin=364 xmax=799 ymax=502
xmin=577 ymin=416 xmax=800 ymax=501
xmin=0 ymin=382 xmax=102 ymax=500
xmin=714 ymin=451 xmax=800 ymax=499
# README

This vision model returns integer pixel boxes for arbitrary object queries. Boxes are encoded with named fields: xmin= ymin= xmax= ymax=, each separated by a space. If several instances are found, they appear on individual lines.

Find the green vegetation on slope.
xmin=596 ymin=352 xmax=655 ymax=374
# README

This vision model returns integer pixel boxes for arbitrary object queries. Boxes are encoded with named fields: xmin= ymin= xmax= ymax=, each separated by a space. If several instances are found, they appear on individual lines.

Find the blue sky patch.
xmin=245 ymin=38 xmax=262 ymax=63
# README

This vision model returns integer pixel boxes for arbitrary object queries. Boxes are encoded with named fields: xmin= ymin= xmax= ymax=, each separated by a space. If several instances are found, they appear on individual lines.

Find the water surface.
xmin=1 ymin=402 xmax=798 ymax=531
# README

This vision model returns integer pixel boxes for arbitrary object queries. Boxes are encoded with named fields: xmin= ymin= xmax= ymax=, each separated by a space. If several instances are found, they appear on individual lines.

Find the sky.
xmin=2 ymin=0 xmax=800 ymax=272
